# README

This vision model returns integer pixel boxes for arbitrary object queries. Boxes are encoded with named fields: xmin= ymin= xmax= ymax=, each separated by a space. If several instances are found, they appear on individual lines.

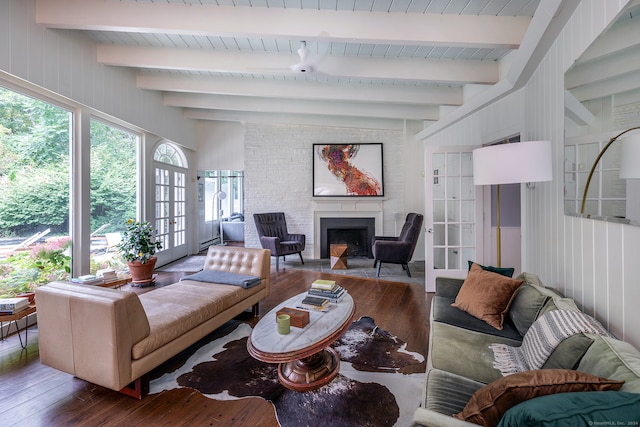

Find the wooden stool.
xmin=330 ymin=244 xmax=348 ymax=269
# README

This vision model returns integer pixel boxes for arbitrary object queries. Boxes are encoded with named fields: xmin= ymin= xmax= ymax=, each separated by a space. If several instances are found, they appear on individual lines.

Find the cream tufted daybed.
xmin=35 ymin=245 xmax=270 ymax=398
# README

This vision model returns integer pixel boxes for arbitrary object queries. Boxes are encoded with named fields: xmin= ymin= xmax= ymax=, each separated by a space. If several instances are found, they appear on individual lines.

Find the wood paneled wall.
xmin=0 ymin=0 xmax=196 ymax=149
xmin=425 ymin=0 xmax=640 ymax=348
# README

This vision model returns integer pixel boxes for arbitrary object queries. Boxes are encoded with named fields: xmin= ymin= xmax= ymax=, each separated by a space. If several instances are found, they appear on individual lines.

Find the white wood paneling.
xmin=607 ymin=223 xmax=625 ymax=339
xmin=424 ymin=0 xmax=640 ymax=348
xmin=0 ymin=2 xmax=9 ymax=72
xmin=623 ymin=225 xmax=640 ymax=340
xmin=0 ymin=0 xmax=196 ymax=149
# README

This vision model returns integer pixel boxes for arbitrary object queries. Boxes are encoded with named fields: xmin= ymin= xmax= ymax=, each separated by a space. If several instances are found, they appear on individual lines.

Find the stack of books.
xmin=0 ymin=297 xmax=30 ymax=315
xmin=297 ymin=295 xmax=331 ymax=312
xmin=70 ymin=275 xmax=105 ymax=286
xmin=96 ymin=268 xmax=117 ymax=281
xmin=307 ymin=279 xmax=347 ymax=303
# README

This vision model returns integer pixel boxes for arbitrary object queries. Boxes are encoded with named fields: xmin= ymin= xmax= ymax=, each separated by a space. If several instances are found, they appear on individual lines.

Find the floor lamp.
xmin=473 ymin=140 xmax=552 ymax=267
xmin=581 ymin=127 xmax=640 ymax=215
xmin=213 ymin=190 xmax=227 ymax=245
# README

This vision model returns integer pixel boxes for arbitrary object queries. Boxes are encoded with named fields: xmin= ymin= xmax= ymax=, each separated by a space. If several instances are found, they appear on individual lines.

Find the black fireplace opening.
xmin=320 ymin=217 xmax=375 ymax=259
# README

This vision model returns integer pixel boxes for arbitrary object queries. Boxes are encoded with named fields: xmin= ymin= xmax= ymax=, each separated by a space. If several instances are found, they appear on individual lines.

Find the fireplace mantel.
xmin=312 ymin=200 xmax=384 ymax=258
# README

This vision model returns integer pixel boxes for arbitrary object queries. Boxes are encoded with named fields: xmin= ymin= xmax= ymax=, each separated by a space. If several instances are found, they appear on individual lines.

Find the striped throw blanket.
xmin=490 ymin=309 xmax=613 ymax=376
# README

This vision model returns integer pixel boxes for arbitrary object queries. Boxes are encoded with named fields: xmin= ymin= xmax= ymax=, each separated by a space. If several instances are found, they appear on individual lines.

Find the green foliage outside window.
xmin=0 ymin=238 xmax=71 ymax=297
xmin=0 ymin=86 xmax=138 ymax=288
xmin=0 ymin=88 xmax=137 ymax=238
xmin=0 ymin=88 xmax=71 ymax=236
xmin=90 ymin=120 xmax=137 ymax=233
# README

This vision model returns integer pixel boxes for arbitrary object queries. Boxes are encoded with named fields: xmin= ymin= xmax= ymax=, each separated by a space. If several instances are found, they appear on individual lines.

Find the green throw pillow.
xmin=497 ymin=391 xmax=640 ymax=427
xmin=468 ymin=261 xmax=514 ymax=278
xmin=542 ymin=333 xmax=594 ymax=369
xmin=508 ymin=284 xmax=550 ymax=336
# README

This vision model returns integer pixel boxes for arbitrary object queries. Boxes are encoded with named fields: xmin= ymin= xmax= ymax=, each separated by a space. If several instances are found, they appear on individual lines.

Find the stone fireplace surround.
xmin=313 ymin=201 xmax=384 ymax=259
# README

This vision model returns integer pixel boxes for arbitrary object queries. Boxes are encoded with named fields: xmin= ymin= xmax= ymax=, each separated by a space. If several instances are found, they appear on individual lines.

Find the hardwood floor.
xmin=0 ymin=268 xmax=430 ymax=426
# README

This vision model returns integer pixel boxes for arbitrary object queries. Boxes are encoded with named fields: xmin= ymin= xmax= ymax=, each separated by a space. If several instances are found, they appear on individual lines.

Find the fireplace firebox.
xmin=320 ymin=217 xmax=375 ymax=259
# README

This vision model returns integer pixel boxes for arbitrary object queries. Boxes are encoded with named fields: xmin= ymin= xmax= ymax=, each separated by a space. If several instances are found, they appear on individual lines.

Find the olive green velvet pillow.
xmin=508 ymin=272 xmax=566 ymax=336
xmin=452 ymin=263 xmax=523 ymax=330
xmin=507 ymin=284 xmax=550 ymax=336
xmin=542 ymin=333 xmax=595 ymax=369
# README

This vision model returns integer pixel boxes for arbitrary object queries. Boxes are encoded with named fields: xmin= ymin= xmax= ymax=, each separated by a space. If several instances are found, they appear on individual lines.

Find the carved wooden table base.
xmin=247 ymin=291 xmax=355 ymax=392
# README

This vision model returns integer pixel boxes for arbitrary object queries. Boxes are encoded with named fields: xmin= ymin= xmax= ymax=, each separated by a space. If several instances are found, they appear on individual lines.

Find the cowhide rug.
xmin=150 ymin=316 xmax=425 ymax=427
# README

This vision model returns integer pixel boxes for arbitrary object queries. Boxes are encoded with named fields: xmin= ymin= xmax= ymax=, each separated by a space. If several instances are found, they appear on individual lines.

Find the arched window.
xmin=154 ymin=142 xmax=186 ymax=167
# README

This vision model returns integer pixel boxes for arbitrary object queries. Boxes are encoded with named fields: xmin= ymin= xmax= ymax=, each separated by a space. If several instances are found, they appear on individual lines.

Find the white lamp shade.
xmin=619 ymin=134 xmax=640 ymax=179
xmin=473 ymin=140 xmax=553 ymax=185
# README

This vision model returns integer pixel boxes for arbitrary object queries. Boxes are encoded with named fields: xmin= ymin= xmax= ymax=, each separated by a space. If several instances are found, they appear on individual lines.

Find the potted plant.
xmin=116 ymin=219 xmax=162 ymax=285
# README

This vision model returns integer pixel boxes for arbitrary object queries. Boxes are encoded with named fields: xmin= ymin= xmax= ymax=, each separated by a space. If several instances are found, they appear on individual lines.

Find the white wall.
xmin=0 ymin=0 xmax=196 ymax=149
xmin=425 ymin=0 xmax=640 ymax=348
xmin=243 ymin=122 xmax=425 ymax=261
xmin=196 ymin=121 xmax=245 ymax=171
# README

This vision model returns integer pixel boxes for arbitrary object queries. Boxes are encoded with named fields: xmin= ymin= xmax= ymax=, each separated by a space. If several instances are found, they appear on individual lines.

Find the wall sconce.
xmin=581 ymin=127 xmax=640 ymax=215
xmin=473 ymin=140 xmax=552 ymax=267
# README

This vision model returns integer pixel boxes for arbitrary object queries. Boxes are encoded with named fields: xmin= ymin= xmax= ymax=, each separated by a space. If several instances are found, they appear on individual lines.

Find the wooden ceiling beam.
xmin=36 ymin=0 xmax=529 ymax=49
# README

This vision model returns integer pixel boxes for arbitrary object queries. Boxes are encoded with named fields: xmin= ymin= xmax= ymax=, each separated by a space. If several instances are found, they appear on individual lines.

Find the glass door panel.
xmin=154 ymin=165 xmax=188 ymax=265
xmin=426 ymin=146 xmax=483 ymax=291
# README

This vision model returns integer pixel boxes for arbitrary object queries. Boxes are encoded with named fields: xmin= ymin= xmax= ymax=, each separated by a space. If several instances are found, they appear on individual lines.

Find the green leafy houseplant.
xmin=116 ymin=220 xmax=162 ymax=264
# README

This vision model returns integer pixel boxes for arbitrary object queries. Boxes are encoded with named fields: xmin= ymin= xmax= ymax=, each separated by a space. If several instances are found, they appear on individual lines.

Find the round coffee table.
xmin=247 ymin=292 xmax=355 ymax=391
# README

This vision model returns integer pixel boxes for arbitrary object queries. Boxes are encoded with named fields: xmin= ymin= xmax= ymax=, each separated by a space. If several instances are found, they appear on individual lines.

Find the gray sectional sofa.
xmin=412 ymin=271 xmax=640 ymax=427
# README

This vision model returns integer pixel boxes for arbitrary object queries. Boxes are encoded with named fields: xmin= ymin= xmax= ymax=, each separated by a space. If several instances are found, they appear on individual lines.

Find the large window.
xmin=89 ymin=119 xmax=138 ymax=273
xmin=0 ymin=86 xmax=72 ymax=296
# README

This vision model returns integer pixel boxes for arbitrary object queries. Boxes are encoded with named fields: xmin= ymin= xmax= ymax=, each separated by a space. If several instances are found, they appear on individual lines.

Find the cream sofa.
xmin=35 ymin=245 xmax=270 ymax=398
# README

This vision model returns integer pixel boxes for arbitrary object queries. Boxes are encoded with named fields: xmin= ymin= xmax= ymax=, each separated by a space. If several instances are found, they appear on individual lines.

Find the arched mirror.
xmin=564 ymin=3 xmax=640 ymax=225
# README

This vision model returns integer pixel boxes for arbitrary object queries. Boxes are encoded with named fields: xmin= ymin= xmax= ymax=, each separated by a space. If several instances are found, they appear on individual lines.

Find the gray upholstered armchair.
xmin=372 ymin=213 xmax=423 ymax=277
xmin=253 ymin=212 xmax=305 ymax=271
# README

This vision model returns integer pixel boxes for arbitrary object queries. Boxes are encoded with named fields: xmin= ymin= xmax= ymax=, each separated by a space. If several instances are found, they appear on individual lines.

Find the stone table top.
xmin=248 ymin=291 xmax=355 ymax=363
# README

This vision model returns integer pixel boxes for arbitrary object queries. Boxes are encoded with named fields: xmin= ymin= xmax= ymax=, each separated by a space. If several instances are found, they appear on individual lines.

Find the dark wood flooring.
xmin=0 ymin=266 xmax=430 ymax=426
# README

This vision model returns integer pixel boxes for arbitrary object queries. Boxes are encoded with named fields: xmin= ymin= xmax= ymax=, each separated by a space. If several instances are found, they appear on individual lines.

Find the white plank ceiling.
xmin=35 ymin=0 xmax=579 ymax=127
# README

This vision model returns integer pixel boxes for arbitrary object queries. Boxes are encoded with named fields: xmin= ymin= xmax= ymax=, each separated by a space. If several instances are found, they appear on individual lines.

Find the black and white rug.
xmin=150 ymin=317 xmax=425 ymax=427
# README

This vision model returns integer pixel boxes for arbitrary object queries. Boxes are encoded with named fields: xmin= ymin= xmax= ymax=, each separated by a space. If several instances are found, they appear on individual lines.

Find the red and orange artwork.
xmin=317 ymin=144 xmax=382 ymax=196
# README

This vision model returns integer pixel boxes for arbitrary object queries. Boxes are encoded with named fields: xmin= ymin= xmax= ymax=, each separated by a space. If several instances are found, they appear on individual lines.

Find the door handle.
xmin=426 ymin=227 xmax=433 ymax=234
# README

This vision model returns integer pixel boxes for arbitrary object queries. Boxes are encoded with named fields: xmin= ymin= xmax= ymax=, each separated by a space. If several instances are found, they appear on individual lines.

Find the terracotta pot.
xmin=127 ymin=256 xmax=157 ymax=284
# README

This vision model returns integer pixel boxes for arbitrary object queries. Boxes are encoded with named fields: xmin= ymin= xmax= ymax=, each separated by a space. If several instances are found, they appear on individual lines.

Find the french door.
xmin=425 ymin=146 xmax=484 ymax=291
xmin=154 ymin=163 xmax=188 ymax=265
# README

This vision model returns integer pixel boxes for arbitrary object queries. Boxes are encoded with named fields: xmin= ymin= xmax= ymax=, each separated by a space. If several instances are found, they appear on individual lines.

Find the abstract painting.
xmin=313 ymin=143 xmax=384 ymax=197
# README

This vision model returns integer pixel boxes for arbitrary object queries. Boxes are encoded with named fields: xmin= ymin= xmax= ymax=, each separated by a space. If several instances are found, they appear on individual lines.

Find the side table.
xmin=97 ymin=276 xmax=132 ymax=289
xmin=330 ymin=243 xmax=348 ymax=269
xmin=0 ymin=305 xmax=37 ymax=349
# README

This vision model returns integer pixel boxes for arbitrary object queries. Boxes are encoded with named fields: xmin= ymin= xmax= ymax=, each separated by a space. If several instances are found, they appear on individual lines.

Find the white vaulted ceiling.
xmin=35 ymin=0 xmax=578 ymax=135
